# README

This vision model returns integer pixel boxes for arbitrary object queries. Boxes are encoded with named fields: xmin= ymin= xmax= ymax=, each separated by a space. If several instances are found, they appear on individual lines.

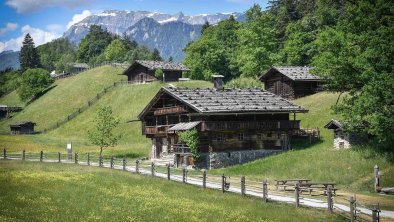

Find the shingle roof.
xmin=135 ymin=60 xmax=190 ymax=71
xmin=168 ymin=121 xmax=201 ymax=131
xmin=10 ymin=122 xmax=36 ymax=127
xmin=70 ymin=63 xmax=90 ymax=69
xmin=139 ymin=87 xmax=308 ymax=118
xmin=260 ymin=66 xmax=322 ymax=81
xmin=324 ymin=119 xmax=343 ymax=130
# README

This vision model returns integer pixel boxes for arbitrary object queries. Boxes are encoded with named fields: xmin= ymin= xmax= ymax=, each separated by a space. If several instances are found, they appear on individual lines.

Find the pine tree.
xmin=20 ymin=33 xmax=40 ymax=71
xmin=201 ymin=21 xmax=210 ymax=34
xmin=168 ymin=56 xmax=173 ymax=62
xmin=152 ymin=48 xmax=163 ymax=61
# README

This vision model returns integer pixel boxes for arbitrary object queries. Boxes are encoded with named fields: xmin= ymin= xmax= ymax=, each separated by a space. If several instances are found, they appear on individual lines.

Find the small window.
xmin=339 ymin=142 xmax=344 ymax=148
xmin=217 ymin=134 xmax=224 ymax=142
xmin=277 ymin=133 xmax=281 ymax=139
xmin=267 ymin=133 xmax=272 ymax=138
xmin=238 ymin=133 xmax=244 ymax=141
xmin=257 ymin=133 xmax=262 ymax=140
xmin=340 ymin=136 xmax=344 ymax=139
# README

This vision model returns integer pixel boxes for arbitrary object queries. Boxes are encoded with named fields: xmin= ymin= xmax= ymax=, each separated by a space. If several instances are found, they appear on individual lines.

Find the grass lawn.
xmin=0 ymin=160 xmax=344 ymax=222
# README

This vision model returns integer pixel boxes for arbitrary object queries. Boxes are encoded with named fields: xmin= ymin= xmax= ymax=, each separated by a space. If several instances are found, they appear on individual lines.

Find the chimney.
xmin=212 ymin=74 xmax=224 ymax=91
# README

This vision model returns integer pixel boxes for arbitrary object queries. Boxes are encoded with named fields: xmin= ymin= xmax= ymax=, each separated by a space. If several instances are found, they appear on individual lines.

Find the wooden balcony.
xmin=200 ymin=120 xmax=300 ymax=131
xmin=153 ymin=106 xmax=187 ymax=116
xmin=143 ymin=120 xmax=300 ymax=135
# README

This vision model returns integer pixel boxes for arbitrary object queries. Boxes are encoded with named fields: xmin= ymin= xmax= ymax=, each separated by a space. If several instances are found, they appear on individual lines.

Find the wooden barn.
xmin=123 ymin=60 xmax=190 ymax=83
xmin=324 ymin=119 xmax=366 ymax=149
xmin=259 ymin=66 xmax=324 ymax=100
xmin=0 ymin=105 xmax=22 ymax=119
xmin=71 ymin=63 xmax=90 ymax=73
xmin=138 ymin=76 xmax=308 ymax=168
xmin=10 ymin=122 xmax=36 ymax=135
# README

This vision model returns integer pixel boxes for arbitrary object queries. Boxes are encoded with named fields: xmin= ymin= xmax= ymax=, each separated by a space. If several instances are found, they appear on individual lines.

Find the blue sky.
xmin=0 ymin=0 xmax=269 ymax=52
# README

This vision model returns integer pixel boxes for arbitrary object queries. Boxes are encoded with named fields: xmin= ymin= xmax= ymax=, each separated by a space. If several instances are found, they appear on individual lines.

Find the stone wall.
xmin=201 ymin=149 xmax=282 ymax=169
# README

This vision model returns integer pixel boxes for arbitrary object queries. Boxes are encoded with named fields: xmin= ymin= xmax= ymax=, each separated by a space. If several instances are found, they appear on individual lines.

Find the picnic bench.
xmin=299 ymin=182 xmax=338 ymax=195
xmin=274 ymin=179 xmax=311 ymax=191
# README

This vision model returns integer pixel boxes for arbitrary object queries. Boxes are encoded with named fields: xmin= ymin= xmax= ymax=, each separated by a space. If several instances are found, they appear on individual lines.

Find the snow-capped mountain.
xmin=63 ymin=10 xmax=245 ymax=61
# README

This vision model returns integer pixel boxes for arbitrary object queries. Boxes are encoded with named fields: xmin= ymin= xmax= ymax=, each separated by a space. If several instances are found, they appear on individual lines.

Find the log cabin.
xmin=259 ymin=66 xmax=324 ymax=100
xmin=138 ymin=76 xmax=308 ymax=169
xmin=123 ymin=60 xmax=190 ymax=83
xmin=10 ymin=122 xmax=36 ymax=135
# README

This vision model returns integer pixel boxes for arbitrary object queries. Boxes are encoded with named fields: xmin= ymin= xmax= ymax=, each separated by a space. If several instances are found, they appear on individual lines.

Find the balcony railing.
xmin=143 ymin=120 xmax=300 ymax=135
xmin=200 ymin=120 xmax=300 ymax=131
xmin=153 ymin=106 xmax=187 ymax=116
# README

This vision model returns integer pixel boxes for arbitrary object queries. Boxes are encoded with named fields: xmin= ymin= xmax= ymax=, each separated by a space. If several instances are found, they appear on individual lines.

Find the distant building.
xmin=138 ymin=75 xmax=308 ymax=169
xmin=123 ymin=60 xmax=190 ymax=83
xmin=10 ymin=122 xmax=36 ymax=135
xmin=259 ymin=66 xmax=324 ymax=100
xmin=70 ymin=63 xmax=90 ymax=73
xmin=0 ymin=105 xmax=22 ymax=119
xmin=324 ymin=119 xmax=365 ymax=149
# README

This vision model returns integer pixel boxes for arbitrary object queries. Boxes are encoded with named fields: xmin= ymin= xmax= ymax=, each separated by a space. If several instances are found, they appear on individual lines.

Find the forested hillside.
xmin=184 ymin=0 xmax=394 ymax=150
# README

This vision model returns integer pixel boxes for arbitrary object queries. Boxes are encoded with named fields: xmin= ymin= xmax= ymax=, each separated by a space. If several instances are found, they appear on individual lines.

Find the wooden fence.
xmin=1 ymin=149 xmax=386 ymax=222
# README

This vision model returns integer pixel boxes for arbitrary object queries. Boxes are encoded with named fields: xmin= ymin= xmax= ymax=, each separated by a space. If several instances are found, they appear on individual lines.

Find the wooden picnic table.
xmin=274 ymin=179 xmax=311 ymax=190
xmin=299 ymin=182 xmax=337 ymax=195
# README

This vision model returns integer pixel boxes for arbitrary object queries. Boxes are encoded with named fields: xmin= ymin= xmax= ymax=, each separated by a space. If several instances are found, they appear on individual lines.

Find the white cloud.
xmin=66 ymin=10 xmax=92 ymax=29
xmin=6 ymin=0 xmax=92 ymax=14
xmin=0 ymin=25 xmax=61 ymax=52
xmin=46 ymin=24 xmax=64 ymax=33
xmin=0 ymin=23 xmax=18 ymax=36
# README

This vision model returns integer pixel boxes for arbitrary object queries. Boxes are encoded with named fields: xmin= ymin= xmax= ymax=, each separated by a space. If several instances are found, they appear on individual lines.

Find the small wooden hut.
xmin=123 ymin=60 xmax=190 ymax=83
xmin=10 ymin=122 xmax=36 ymax=135
xmin=259 ymin=66 xmax=324 ymax=100
xmin=324 ymin=119 xmax=367 ymax=149
xmin=0 ymin=105 xmax=22 ymax=119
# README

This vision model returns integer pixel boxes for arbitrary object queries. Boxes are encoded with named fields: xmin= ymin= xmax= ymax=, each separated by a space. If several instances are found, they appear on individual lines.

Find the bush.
xmin=225 ymin=77 xmax=263 ymax=89
xmin=155 ymin=69 xmax=164 ymax=80
xmin=18 ymin=68 xmax=54 ymax=101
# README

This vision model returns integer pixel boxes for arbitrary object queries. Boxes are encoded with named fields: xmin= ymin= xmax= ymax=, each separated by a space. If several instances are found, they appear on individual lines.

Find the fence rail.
xmin=1 ymin=148 xmax=389 ymax=222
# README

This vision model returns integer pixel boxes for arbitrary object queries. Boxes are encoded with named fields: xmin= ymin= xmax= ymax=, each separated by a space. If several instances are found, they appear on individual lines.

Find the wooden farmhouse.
xmin=9 ymin=122 xmax=36 ymax=135
xmin=138 ymin=76 xmax=308 ymax=169
xmin=123 ymin=60 xmax=190 ymax=83
xmin=259 ymin=66 xmax=324 ymax=100
xmin=71 ymin=63 xmax=90 ymax=73
xmin=324 ymin=119 xmax=364 ymax=149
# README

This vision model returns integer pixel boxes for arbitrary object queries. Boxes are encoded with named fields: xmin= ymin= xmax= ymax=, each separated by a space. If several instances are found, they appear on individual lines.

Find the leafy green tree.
xmin=178 ymin=129 xmax=200 ymax=161
xmin=77 ymin=25 xmax=114 ymax=63
xmin=37 ymin=38 xmax=75 ymax=71
xmin=104 ymin=39 xmax=126 ymax=62
xmin=55 ymin=53 xmax=75 ymax=73
xmin=88 ymin=106 xmax=121 ymax=156
xmin=20 ymin=34 xmax=40 ymax=71
xmin=235 ymin=10 xmax=279 ymax=77
xmin=154 ymin=68 xmax=164 ymax=81
xmin=151 ymin=48 xmax=163 ymax=61
xmin=18 ymin=68 xmax=54 ymax=101
xmin=313 ymin=0 xmax=394 ymax=149
xmin=0 ymin=69 xmax=21 ymax=97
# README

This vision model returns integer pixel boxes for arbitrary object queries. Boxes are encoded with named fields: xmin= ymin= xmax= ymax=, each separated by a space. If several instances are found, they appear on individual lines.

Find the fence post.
xmin=58 ymin=152 xmax=61 ymax=163
xmin=263 ymin=179 xmax=268 ymax=203
xmin=372 ymin=204 xmax=380 ymax=222
xmin=327 ymin=185 xmax=333 ymax=213
xmin=241 ymin=176 xmax=246 ymax=196
xmin=3 ymin=149 xmax=6 ymax=159
xmin=99 ymin=156 xmax=103 ymax=167
xmin=87 ymin=153 xmax=90 ymax=166
xmin=295 ymin=183 xmax=300 ymax=207
xmin=222 ymin=174 xmax=226 ymax=193
xmin=202 ymin=169 xmax=206 ymax=188
xmin=167 ymin=164 xmax=171 ymax=180
xmin=22 ymin=150 xmax=26 ymax=161
xmin=135 ymin=160 xmax=139 ymax=173
xmin=75 ymin=153 xmax=78 ymax=164
xmin=123 ymin=158 xmax=126 ymax=171
xmin=349 ymin=196 xmax=355 ymax=222
xmin=151 ymin=162 xmax=155 ymax=176
xmin=40 ymin=151 xmax=43 ymax=162
xmin=374 ymin=164 xmax=380 ymax=193
xmin=183 ymin=167 xmax=187 ymax=183
xmin=110 ymin=156 xmax=114 ymax=169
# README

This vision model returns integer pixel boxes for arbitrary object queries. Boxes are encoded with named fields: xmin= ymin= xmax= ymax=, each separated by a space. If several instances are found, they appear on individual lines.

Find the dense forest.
xmin=184 ymin=0 xmax=393 ymax=150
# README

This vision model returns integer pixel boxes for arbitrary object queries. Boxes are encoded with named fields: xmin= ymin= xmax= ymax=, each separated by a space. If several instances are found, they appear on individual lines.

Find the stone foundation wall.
xmin=201 ymin=149 xmax=282 ymax=169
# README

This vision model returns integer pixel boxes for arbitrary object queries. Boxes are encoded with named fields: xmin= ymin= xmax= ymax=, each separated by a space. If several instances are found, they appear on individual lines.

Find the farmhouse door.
xmin=155 ymin=138 xmax=162 ymax=158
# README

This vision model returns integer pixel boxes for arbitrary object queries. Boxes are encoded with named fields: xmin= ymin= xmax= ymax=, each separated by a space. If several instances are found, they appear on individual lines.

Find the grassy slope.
xmin=0 ymin=161 xmax=343 ymax=222
xmin=0 ymin=90 xmax=24 ymax=107
xmin=0 ymin=66 xmax=126 ymax=133
xmin=0 ymin=74 xmax=212 ymax=156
